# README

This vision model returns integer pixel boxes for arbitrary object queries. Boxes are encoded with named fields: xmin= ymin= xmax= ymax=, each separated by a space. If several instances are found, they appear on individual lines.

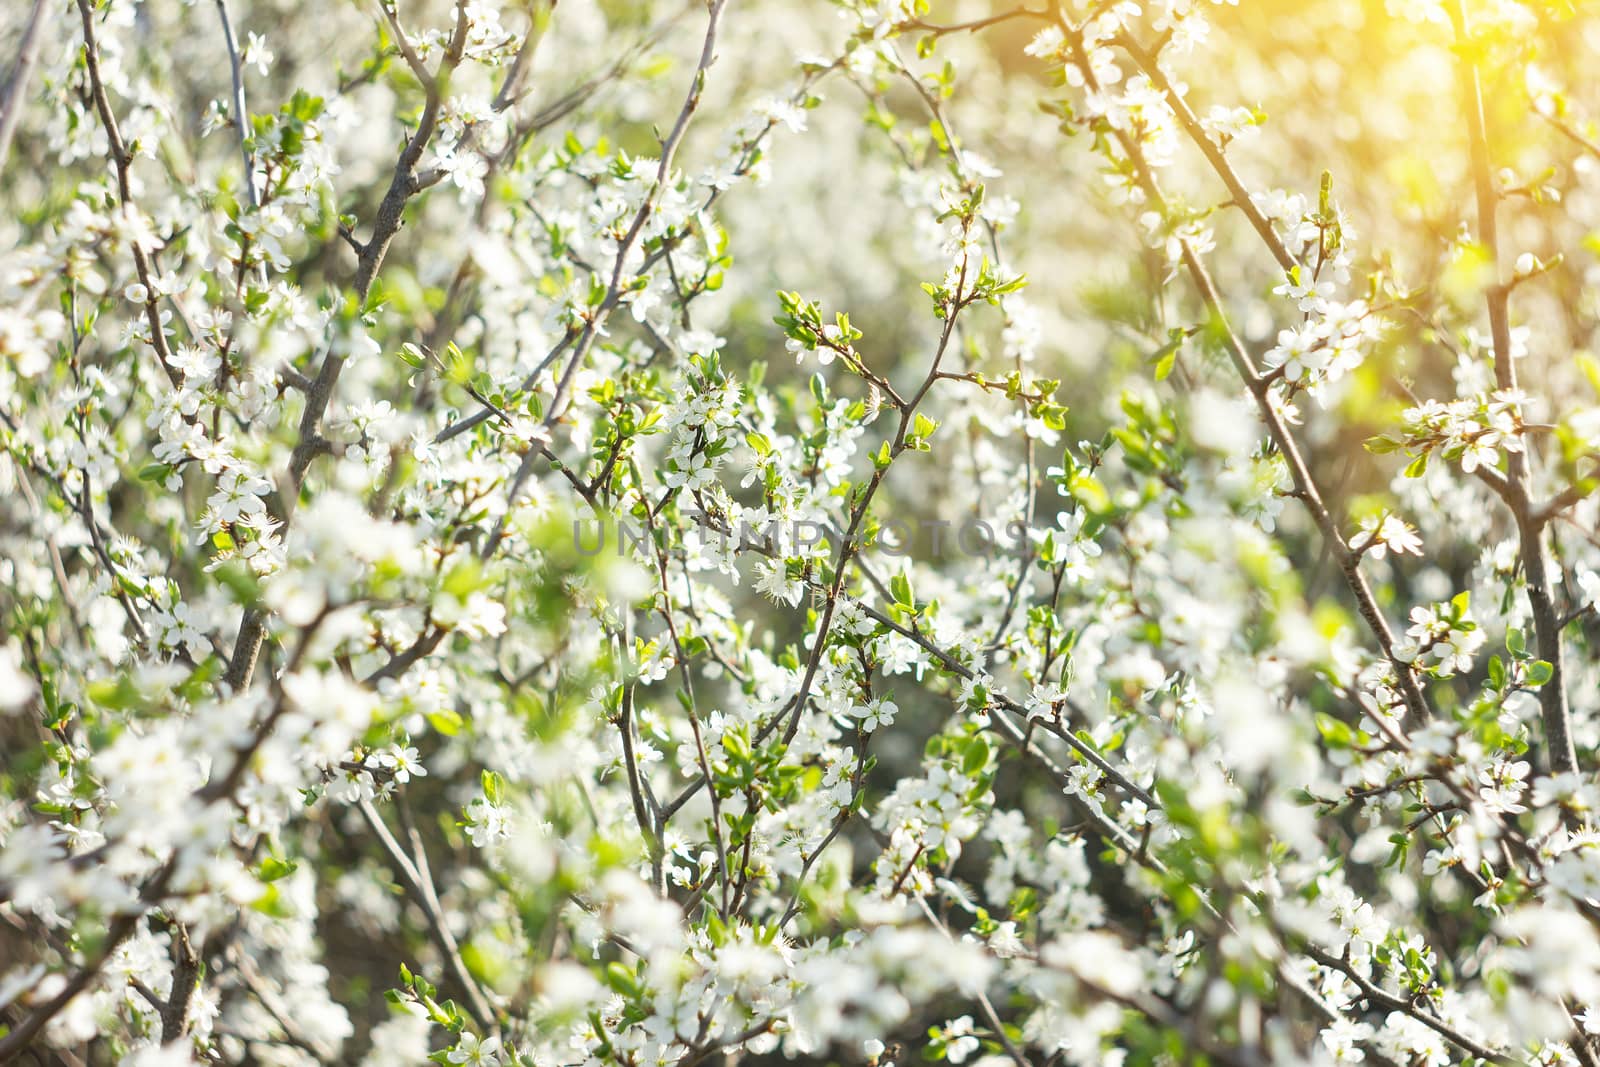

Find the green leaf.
xmin=890 ymin=571 xmax=914 ymax=609
xmin=87 ymin=675 xmax=143 ymax=711
xmin=427 ymin=709 xmax=465 ymax=736
xmin=1315 ymin=712 xmax=1354 ymax=748
xmin=1153 ymin=349 xmax=1177 ymax=382
xmin=258 ymin=856 xmax=298 ymax=882
xmin=962 ymin=737 xmax=990 ymax=776
xmin=604 ymin=961 xmax=640 ymax=998
xmin=441 ymin=559 xmax=484 ymax=601
xmin=250 ymin=883 xmax=293 ymax=917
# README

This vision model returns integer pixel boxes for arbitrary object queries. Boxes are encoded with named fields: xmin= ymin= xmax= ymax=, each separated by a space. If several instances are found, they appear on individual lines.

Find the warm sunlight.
xmin=2 ymin=0 xmax=1600 ymax=1065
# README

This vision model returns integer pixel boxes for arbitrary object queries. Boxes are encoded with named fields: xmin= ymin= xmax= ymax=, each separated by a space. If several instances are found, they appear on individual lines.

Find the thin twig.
xmin=214 ymin=0 xmax=257 ymax=209
xmin=354 ymin=794 xmax=497 ymax=1031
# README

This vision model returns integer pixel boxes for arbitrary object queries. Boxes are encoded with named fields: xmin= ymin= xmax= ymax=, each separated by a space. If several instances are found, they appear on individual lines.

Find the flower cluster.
xmin=2 ymin=2 xmax=1600 ymax=1067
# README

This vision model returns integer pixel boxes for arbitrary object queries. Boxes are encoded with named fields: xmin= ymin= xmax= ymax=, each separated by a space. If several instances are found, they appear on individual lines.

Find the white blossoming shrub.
xmin=4 ymin=0 xmax=1600 ymax=1064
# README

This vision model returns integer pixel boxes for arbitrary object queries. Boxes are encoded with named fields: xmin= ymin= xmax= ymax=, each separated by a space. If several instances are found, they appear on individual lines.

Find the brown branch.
xmin=158 ymin=921 xmax=199 ymax=1045
xmin=74 ymin=0 xmax=182 ymax=389
xmin=479 ymin=0 xmax=731 ymax=561
xmin=224 ymin=0 xmax=473 ymax=693
xmin=1117 ymin=32 xmax=1298 ymax=275
xmin=1058 ymin=17 xmax=1433 ymax=727
xmin=1450 ymin=0 xmax=1576 ymax=776
xmin=0 ymin=859 xmax=178 ymax=1060
xmin=0 ymin=0 xmax=47 ymax=176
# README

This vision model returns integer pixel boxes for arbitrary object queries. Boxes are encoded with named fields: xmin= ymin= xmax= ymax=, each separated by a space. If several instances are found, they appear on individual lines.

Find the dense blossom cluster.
xmin=3 ymin=0 xmax=1600 ymax=1065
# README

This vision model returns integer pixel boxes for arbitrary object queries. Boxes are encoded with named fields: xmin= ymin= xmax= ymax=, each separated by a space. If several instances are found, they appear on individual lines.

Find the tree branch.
xmin=1450 ymin=0 xmax=1576 ymax=776
xmin=0 ymin=0 xmax=47 ymax=176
